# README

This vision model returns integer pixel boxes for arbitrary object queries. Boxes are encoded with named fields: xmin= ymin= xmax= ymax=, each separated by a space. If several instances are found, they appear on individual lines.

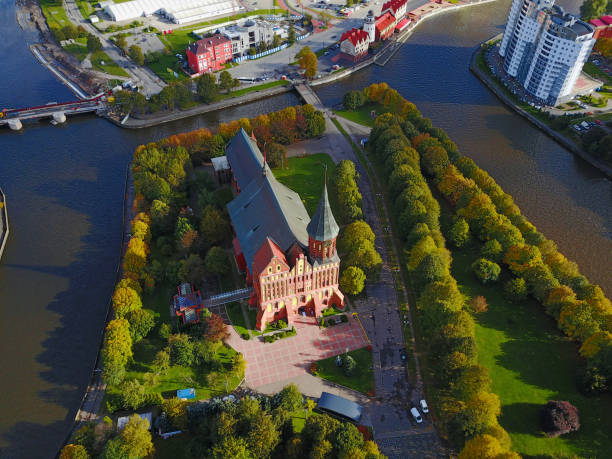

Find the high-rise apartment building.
xmin=499 ymin=0 xmax=595 ymax=105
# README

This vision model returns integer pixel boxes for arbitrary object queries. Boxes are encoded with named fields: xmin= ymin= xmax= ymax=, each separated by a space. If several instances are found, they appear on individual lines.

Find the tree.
xmin=449 ymin=218 xmax=470 ymax=248
xmin=580 ymin=0 xmax=607 ymax=20
xmin=205 ymin=314 xmax=229 ymax=342
xmin=306 ymin=110 xmax=326 ymax=137
xmin=62 ymin=24 xmax=78 ymax=39
xmin=204 ymin=246 xmax=231 ymax=277
xmin=128 ymin=45 xmax=145 ymax=66
xmin=162 ymin=398 xmax=188 ymax=430
xmin=298 ymin=49 xmax=318 ymax=78
xmin=120 ymin=379 xmax=146 ymax=410
xmin=343 ymin=90 xmax=365 ymax=110
xmin=152 ymin=349 xmax=170 ymax=375
xmin=455 ymin=364 xmax=492 ymax=400
xmin=471 ymin=295 xmax=488 ymax=313
xmin=338 ymin=220 xmax=375 ymax=254
xmin=272 ymin=33 xmax=282 ymax=48
xmin=59 ymin=444 xmax=89 ymax=459
xmin=481 ymin=239 xmax=503 ymax=262
xmin=114 ymin=34 xmax=127 ymax=51
xmin=168 ymin=333 xmax=194 ymax=366
xmin=340 ymin=266 xmax=366 ymax=296
xmin=334 ymin=422 xmax=364 ymax=455
xmin=126 ymin=308 xmax=155 ymax=342
xmin=118 ymin=414 xmax=154 ymax=458
xmin=102 ymin=319 xmax=133 ymax=385
xmin=343 ymin=354 xmax=357 ymax=376
xmin=112 ymin=286 xmax=142 ymax=318
xmin=503 ymin=244 xmax=542 ymax=276
xmin=266 ymin=142 xmax=286 ymax=168
xmin=277 ymin=383 xmax=303 ymax=411
xmin=459 ymin=391 xmax=501 ymax=437
xmin=541 ymin=400 xmax=580 ymax=437
xmin=288 ymin=25 xmax=296 ymax=44
xmin=219 ymin=70 xmax=239 ymax=93
xmin=179 ymin=254 xmax=206 ymax=285
xmin=472 ymin=258 xmax=501 ymax=284
xmin=200 ymin=205 xmax=231 ymax=247
xmin=503 ymin=277 xmax=528 ymax=301
xmin=247 ymin=413 xmax=280 ymax=458
xmin=211 ymin=436 xmax=251 ymax=459
xmin=86 ymin=34 xmax=102 ymax=52
xmin=458 ymin=434 xmax=505 ymax=459
xmin=197 ymin=73 xmax=219 ymax=103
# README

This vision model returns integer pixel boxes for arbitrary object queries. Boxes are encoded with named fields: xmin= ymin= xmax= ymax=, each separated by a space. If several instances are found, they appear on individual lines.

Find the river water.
xmin=0 ymin=0 xmax=609 ymax=456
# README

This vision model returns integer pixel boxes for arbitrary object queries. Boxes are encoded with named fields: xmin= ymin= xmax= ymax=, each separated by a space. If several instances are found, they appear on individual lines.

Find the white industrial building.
xmin=103 ymin=0 xmax=243 ymax=24
xmin=499 ymin=0 xmax=595 ymax=105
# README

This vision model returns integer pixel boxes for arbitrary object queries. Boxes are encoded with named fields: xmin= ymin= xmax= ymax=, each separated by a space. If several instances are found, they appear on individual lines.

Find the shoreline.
xmin=0 ymin=188 xmax=9 ymax=263
xmin=469 ymin=39 xmax=612 ymax=180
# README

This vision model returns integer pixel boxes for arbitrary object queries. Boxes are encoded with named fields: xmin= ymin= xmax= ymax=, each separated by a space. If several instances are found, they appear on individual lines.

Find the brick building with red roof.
xmin=186 ymin=34 xmax=233 ymax=75
xmin=225 ymin=129 xmax=344 ymax=331
xmin=340 ymin=28 xmax=370 ymax=62
xmin=375 ymin=11 xmax=397 ymax=41
xmin=381 ymin=0 xmax=408 ymax=22
xmin=590 ymin=16 xmax=612 ymax=39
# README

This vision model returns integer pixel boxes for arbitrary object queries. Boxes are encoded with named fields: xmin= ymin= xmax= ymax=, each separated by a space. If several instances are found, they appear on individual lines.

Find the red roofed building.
xmin=590 ymin=16 xmax=612 ymax=39
xmin=382 ymin=0 xmax=408 ymax=21
xmin=186 ymin=34 xmax=233 ymax=75
xmin=340 ymin=28 xmax=370 ymax=61
xmin=375 ymin=11 xmax=396 ymax=41
xmin=225 ymin=130 xmax=344 ymax=330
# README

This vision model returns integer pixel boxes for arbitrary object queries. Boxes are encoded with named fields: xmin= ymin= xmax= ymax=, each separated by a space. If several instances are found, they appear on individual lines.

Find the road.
xmin=63 ymin=0 xmax=165 ymax=96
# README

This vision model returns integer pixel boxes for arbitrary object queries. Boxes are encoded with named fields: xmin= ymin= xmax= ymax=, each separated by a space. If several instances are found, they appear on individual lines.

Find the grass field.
xmin=273 ymin=153 xmax=337 ymax=215
xmin=219 ymin=80 xmax=290 ymax=100
xmin=315 ymin=347 xmax=373 ymax=394
xmin=333 ymin=104 xmax=383 ymax=127
xmin=75 ymin=0 xmax=94 ymax=19
xmin=583 ymin=62 xmax=612 ymax=85
xmin=39 ymin=0 xmax=71 ymax=29
xmin=448 ymin=239 xmax=612 ymax=458
xmin=63 ymin=39 xmax=89 ymax=61
xmin=91 ymin=50 xmax=129 ymax=77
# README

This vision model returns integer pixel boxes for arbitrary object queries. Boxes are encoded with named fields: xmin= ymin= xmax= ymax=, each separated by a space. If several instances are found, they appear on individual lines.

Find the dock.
xmin=0 ymin=188 xmax=9 ymax=262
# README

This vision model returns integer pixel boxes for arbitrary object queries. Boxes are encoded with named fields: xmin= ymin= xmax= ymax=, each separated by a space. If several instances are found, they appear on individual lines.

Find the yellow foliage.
xmin=579 ymin=331 xmax=612 ymax=359
xmin=458 ymin=434 xmax=505 ymax=459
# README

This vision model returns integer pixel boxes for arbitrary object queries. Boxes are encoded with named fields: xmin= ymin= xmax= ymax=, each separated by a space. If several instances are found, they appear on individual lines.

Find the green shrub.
xmin=503 ymin=277 xmax=528 ymax=301
xmin=343 ymin=355 xmax=357 ymax=376
xmin=241 ymin=332 xmax=250 ymax=340
xmin=341 ymin=315 xmax=348 ymax=323
xmin=471 ymin=258 xmax=501 ymax=284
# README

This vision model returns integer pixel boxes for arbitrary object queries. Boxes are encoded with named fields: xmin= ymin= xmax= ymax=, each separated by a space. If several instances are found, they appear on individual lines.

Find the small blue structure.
xmin=177 ymin=388 xmax=196 ymax=400
xmin=317 ymin=392 xmax=362 ymax=423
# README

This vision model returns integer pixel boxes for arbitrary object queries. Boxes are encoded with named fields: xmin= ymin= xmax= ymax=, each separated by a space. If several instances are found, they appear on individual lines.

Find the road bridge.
xmin=0 ymin=94 xmax=106 ymax=130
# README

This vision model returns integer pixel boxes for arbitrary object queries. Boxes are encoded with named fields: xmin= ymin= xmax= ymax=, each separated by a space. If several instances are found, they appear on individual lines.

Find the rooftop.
xmin=317 ymin=392 xmax=363 ymax=422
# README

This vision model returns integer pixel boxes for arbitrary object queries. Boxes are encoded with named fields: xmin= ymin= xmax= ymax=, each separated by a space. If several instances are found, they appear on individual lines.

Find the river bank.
xmin=0 ymin=188 xmax=8 ymax=263
xmin=469 ymin=38 xmax=612 ymax=180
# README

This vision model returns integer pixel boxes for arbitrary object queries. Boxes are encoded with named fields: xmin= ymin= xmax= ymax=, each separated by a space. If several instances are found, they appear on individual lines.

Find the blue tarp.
xmin=177 ymin=388 xmax=196 ymax=399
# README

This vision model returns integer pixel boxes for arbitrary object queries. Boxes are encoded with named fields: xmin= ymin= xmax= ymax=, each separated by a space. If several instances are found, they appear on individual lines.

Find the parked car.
xmin=400 ymin=349 xmax=407 ymax=361
xmin=420 ymin=399 xmax=429 ymax=414
xmin=410 ymin=407 xmax=422 ymax=424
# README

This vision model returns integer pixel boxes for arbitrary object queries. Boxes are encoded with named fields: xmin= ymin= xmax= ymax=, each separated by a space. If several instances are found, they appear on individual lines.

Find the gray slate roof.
xmin=317 ymin=392 xmax=363 ymax=423
xmin=307 ymin=182 xmax=339 ymax=241
xmin=226 ymin=128 xmax=264 ymax=191
xmin=226 ymin=130 xmax=311 ymax=272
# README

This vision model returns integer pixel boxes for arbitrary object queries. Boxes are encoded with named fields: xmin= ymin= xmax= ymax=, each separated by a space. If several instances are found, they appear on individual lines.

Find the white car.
xmin=420 ymin=399 xmax=429 ymax=414
xmin=410 ymin=407 xmax=422 ymax=424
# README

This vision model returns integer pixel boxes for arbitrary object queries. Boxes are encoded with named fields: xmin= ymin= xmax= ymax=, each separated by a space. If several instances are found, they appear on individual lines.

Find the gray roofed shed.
xmin=317 ymin=392 xmax=363 ymax=423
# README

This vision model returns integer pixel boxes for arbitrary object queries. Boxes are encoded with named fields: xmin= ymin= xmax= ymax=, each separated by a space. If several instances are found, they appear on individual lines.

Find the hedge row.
xmin=335 ymin=159 xmax=363 ymax=224
xmin=364 ymin=87 xmax=517 ymax=456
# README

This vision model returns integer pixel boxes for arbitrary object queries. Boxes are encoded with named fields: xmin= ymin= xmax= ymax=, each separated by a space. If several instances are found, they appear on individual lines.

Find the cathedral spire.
xmin=307 ymin=169 xmax=339 ymax=242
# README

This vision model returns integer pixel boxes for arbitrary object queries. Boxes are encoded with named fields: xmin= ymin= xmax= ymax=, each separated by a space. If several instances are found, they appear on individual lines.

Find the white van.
xmin=420 ymin=399 xmax=429 ymax=413
xmin=410 ymin=407 xmax=422 ymax=424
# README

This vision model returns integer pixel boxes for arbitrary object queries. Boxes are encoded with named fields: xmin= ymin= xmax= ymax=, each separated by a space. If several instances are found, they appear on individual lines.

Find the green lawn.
xmin=315 ymin=347 xmax=374 ymax=394
xmin=583 ymin=62 xmax=612 ymax=85
xmin=448 ymin=240 xmax=612 ymax=458
xmin=75 ymin=0 xmax=94 ymax=19
xmin=273 ymin=153 xmax=337 ymax=215
xmin=226 ymin=301 xmax=254 ymax=337
xmin=39 ymin=0 xmax=71 ymax=29
xmin=63 ymin=43 xmax=89 ymax=61
xmin=218 ymin=80 xmax=290 ymax=100
xmin=90 ymin=50 xmax=129 ymax=77
xmin=334 ymin=104 xmax=383 ymax=127
xmin=146 ymin=52 xmax=186 ymax=83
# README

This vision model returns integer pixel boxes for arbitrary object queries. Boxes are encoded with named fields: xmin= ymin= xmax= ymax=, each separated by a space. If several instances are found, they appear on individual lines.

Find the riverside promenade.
xmin=0 ymin=188 xmax=8 ymax=262
xmin=469 ymin=39 xmax=612 ymax=180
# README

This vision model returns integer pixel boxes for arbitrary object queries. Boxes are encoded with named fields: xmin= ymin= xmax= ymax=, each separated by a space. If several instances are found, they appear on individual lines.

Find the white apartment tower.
xmin=499 ymin=0 xmax=595 ymax=105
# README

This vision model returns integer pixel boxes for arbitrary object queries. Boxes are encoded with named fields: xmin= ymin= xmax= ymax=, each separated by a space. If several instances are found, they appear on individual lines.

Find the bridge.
xmin=1 ymin=93 xmax=107 ymax=130
xmin=203 ymin=287 xmax=253 ymax=308
xmin=294 ymin=83 xmax=324 ymax=110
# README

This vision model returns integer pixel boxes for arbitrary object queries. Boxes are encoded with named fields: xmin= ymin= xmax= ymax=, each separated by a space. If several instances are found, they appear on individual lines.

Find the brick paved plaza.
xmin=225 ymin=314 xmax=369 ymax=388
